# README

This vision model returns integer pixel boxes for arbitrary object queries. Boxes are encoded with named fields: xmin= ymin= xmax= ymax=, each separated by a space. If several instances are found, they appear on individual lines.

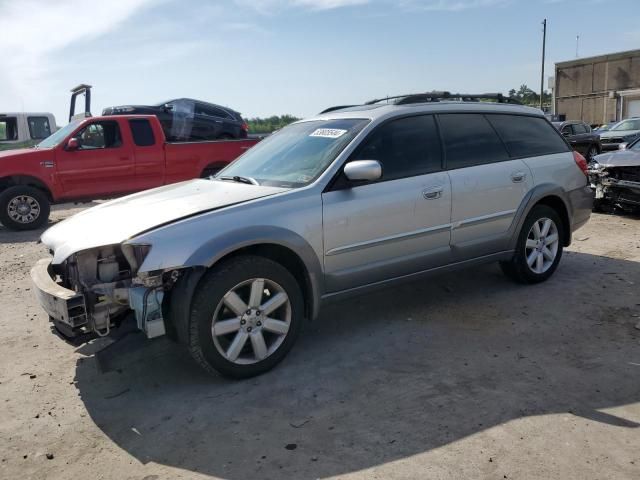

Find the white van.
xmin=0 ymin=113 xmax=57 ymax=150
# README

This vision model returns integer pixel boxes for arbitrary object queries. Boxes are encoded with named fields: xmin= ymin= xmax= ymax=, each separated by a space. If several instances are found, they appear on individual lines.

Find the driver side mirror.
xmin=618 ymin=143 xmax=628 ymax=151
xmin=562 ymin=130 xmax=571 ymax=137
xmin=344 ymin=160 xmax=382 ymax=182
xmin=163 ymin=103 xmax=174 ymax=112
xmin=66 ymin=137 xmax=80 ymax=151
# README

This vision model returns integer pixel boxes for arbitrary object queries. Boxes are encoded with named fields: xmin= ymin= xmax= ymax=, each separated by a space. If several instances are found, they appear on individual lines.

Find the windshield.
xmin=37 ymin=120 xmax=81 ymax=148
xmin=610 ymin=119 xmax=640 ymax=132
xmin=630 ymin=139 xmax=640 ymax=151
xmin=217 ymin=118 xmax=369 ymax=187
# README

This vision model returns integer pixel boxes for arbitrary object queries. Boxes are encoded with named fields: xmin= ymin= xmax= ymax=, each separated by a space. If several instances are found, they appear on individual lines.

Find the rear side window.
xmin=129 ymin=119 xmax=156 ymax=146
xmin=28 ymin=116 xmax=51 ymax=139
xmin=487 ymin=114 xmax=569 ymax=158
xmin=439 ymin=114 xmax=509 ymax=169
xmin=352 ymin=115 xmax=442 ymax=181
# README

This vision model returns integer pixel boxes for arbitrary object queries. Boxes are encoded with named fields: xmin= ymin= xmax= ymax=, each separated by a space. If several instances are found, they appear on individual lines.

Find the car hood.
xmin=41 ymin=179 xmax=288 ymax=264
xmin=599 ymin=129 xmax=640 ymax=139
xmin=593 ymin=149 xmax=640 ymax=168
xmin=0 ymin=148 xmax=39 ymax=159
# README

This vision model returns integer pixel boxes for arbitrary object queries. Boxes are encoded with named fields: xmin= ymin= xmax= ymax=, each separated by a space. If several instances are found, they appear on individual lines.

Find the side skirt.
xmin=320 ymin=250 xmax=515 ymax=305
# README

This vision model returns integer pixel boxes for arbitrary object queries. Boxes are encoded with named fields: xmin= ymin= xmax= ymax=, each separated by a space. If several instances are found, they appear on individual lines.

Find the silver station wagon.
xmin=32 ymin=92 xmax=593 ymax=378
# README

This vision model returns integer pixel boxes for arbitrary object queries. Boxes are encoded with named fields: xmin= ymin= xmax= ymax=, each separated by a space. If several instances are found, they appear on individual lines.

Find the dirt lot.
xmin=0 ymin=205 xmax=639 ymax=480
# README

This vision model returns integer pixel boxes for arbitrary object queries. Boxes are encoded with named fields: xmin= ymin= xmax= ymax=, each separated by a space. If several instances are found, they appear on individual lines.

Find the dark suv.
xmin=103 ymin=98 xmax=248 ymax=141
xmin=552 ymin=121 xmax=601 ymax=161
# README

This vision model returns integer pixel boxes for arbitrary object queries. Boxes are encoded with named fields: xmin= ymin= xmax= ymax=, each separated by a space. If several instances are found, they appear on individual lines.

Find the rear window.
xmin=487 ymin=114 xmax=569 ymax=157
xmin=438 ymin=113 xmax=510 ymax=169
xmin=0 ymin=117 xmax=18 ymax=141
xmin=129 ymin=119 xmax=156 ymax=146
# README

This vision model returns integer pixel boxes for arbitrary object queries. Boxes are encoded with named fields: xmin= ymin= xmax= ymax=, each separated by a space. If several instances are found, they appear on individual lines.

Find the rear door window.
xmin=129 ymin=119 xmax=155 ymax=146
xmin=438 ymin=113 xmax=510 ymax=169
xmin=351 ymin=114 xmax=442 ymax=181
xmin=486 ymin=114 xmax=570 ymax=157
xmin=27 ymin=116 xmax=52 ymax=139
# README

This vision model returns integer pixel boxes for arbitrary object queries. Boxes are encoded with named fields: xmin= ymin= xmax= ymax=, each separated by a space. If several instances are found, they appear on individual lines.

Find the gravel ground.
xmin=0 ymin=205 xmax=639 ymax=480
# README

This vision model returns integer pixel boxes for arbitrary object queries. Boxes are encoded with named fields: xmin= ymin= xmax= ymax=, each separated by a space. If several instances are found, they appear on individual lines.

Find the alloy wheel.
xmin=7 ymin=195 xmax=41 ymax=224
xmin=211 ymin=278 xmax=291 ymax=365
xmin=525 ymin=217 xmax=559 ymax=274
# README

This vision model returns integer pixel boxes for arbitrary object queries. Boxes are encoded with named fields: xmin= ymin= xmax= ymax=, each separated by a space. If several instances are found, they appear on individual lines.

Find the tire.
xmin=188 ymin=255 xmax=304 ymax=379
xmin=500 ymin=205 xmax=564 ymax=284
xmin=200 ymin=167 xmax=222 ymax=178
xmin=0 ymin=185 xmax=50 ymax=231
xmin=586 ymin=144 xmax=599 ymax=162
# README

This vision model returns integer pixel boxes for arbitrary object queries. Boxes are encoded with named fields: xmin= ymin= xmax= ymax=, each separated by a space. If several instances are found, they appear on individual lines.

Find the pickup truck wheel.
xmin=500 ymin=205 xmax=563 ymax=284
xmin=0 ymin=186 xmax=50 ymax=231
xmin=201 ymin=167 xmax=222 ymax=178
xmin=188 ymin=255 xmax=303 ymax=378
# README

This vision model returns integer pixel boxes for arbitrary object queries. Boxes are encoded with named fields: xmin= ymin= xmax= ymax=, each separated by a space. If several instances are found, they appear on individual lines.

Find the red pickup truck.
xmin=0 ymin=115 xmax=258 ymax=230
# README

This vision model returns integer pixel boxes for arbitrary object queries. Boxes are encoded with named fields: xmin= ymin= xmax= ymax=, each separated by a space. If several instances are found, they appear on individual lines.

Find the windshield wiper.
xmin=219 ymin=175 xmax=260 ymax=186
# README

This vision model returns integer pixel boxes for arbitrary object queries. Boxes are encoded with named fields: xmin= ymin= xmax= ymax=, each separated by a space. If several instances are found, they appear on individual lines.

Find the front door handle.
xmin=422 ymin=187 xmax=443 ymax=200
xmin=511 ymin=171 xmax=526 ymax=183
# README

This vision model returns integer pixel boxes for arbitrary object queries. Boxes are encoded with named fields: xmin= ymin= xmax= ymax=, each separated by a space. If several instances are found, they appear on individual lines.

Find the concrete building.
xmin=554 ymin=49 xmax=640 ymax=125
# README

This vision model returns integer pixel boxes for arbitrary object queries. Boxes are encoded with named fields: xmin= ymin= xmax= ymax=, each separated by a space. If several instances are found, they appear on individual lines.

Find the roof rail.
xmin=365 ymin=91 xmax=522 ymax=106
xmin=319 ymin=105 xmax=358 ymax=114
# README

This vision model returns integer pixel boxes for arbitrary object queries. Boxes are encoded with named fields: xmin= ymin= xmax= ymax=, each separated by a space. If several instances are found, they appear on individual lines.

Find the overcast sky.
xmin=0 ymin=0 xmax=638 ymax=125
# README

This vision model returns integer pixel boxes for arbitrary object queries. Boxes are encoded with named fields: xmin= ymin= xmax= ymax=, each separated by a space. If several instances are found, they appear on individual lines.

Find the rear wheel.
xmin=0 ymin=185 xmax=50 ymax=231
xmin=587 ymin=144 xmax=599 ymax=162
xmin=500 ymin=205 xmax=563 ymax=284
xmin=188 ymin=255 xmax=304 ymax=378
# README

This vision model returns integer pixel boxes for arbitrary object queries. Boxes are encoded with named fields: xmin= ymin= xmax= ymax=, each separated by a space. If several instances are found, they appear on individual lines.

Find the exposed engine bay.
xmin=589 ymin=151 xmax=640 ymax=213
xmin=44 ymin=244 xmax=180 ymax=341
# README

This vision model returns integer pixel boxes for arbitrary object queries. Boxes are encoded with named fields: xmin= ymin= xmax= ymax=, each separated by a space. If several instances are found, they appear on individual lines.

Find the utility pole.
xmin=575 ymin=35 xmax=579 ymax=58
xmin=540 ymin=18 xmax=547 ymax=111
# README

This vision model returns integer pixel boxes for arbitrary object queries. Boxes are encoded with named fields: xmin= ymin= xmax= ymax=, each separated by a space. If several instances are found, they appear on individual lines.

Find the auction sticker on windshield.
xmin=310 ymin=128 xmax=347 ymax=139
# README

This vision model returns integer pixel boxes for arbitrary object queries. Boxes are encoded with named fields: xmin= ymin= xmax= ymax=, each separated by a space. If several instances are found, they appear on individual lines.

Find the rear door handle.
xmin=511 ymin=171 xmax=526 ymax=183
xmin=422 ymin=186 xmax=443 ymax=200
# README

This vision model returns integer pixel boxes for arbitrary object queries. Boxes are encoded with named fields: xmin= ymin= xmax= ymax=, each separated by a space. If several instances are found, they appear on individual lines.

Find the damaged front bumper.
xmin=30 ymin=256 xmax=168 ymax=342
xmin=589 ymin=165 xmax=640 ymax=209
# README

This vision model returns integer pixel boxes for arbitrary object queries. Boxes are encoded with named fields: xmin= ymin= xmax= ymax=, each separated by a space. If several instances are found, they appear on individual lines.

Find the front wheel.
xmin=188 ymin=255 xmax=304 ymax=378
xmin=0 ymin=185 xmax=50 ymax=231
xmin=500 ymin=205 xmax=564 ymax=284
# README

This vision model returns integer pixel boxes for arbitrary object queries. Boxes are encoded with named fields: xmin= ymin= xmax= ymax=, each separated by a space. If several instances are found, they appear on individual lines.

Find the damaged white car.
xmin=31 ymin=94 xmax=593 ymax=378
xmin=589 ymin=138 xmax=640 ymax=212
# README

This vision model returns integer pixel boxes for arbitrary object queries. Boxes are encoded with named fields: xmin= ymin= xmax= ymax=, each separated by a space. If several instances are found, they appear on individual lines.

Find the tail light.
xmin=241 ymin=122 xmax=249 ymax=132
xmin=573 ymin=151 xmax=588 ymax=176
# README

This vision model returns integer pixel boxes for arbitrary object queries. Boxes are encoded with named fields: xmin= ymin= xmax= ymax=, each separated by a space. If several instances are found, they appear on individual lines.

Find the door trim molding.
xmin=325 ymin=223 xmax=452 ymax=256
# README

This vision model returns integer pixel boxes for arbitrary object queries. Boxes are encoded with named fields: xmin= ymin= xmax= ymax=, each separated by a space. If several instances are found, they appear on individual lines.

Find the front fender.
xmin=185 ymin=226 xmax=323 ymax=319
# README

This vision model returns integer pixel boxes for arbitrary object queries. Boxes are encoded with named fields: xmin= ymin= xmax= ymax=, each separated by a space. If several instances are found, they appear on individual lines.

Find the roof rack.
xmin=319 ymin=105 xmax=358 ymax=114
xmin=365 ymin=91 xmax=522 ymax=106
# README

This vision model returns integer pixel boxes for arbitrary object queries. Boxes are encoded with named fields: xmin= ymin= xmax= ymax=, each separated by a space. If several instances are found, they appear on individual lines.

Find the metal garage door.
xmin=628 ymin=99 xmax=640 ymax=118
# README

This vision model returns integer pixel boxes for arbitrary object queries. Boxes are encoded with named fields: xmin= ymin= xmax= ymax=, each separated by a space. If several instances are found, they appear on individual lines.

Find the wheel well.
xmin=201 ymin=162 xmax=227 ymax=177
xmin=220 ymin=244 xmax=314 ymax=319
xmin=0 ymin=176 xmax=52 ymax=201
xmin=535 ymin=196 xmax=570 ymax=246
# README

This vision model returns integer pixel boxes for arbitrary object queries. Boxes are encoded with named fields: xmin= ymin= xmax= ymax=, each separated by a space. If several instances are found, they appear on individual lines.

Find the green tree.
xmin=246 ymin=115 xmax=300 ymax=134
